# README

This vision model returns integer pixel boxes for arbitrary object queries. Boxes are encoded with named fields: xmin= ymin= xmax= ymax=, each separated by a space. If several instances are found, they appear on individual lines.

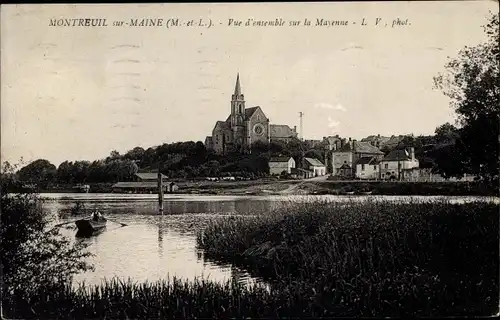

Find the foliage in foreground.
xmin=2 ymin=194 xmax=498 ymax=318
xmin=197 ymin=199 xmax=499 ymax=316
xmin=1 ymin=193 xmax=93 ymax=305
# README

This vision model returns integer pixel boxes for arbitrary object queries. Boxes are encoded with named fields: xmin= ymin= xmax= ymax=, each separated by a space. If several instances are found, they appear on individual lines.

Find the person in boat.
xmin=92 ymin=211 xmax=103 ymax=222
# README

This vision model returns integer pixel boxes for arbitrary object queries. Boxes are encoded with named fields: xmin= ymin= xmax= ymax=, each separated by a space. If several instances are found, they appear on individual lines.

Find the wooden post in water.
xmin=158 ymin=171 xmax=164 ymax=215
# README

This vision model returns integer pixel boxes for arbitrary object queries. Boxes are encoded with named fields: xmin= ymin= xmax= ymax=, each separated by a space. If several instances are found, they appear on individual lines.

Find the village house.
xmin=379 ymin=147 xmax=419 ymax=180
xmin=331 ymin=138 xmax=384 ymax=179
xmin=355 ymin=157 xmax=380 ymax=180
xmin=304 ymin=158 xmax=326 ymax=176
xmin=268 ymin=156 xmax=296 ymax=175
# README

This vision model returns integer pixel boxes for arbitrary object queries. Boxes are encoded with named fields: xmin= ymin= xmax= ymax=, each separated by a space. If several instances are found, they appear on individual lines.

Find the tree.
xmin=434 ymin=123 xmax=460 ymax=143
xmin=1 ymin=192 xmax=93 ymax=312
xmin=1 ymin=161 xmax=22 ymax=192
xmin=434 ymin=12 xmax=499 ymax=184
xmin=18 ymin=159 xmax=57 ymax=186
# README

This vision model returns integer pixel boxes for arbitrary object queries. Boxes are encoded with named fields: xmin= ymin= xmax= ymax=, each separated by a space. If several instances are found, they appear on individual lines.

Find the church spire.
xmin=234 ymin=73 xmax=241 ymax=96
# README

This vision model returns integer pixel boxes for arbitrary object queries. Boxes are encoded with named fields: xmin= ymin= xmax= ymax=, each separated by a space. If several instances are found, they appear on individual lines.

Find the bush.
xmin=1 ymin=192 xmax=93 ymax=316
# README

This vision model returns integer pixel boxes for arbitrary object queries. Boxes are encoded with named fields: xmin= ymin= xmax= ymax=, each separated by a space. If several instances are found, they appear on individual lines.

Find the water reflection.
xmin=158 ymin=215 xmax=164 ymax=258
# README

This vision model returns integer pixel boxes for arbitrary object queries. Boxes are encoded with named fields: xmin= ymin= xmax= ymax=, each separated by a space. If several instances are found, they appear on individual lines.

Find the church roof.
xmin=245 ymin=107 xmax=259 ymax=119
xmin=215 ymin=120 xmax=230 ymax=130
xmin=270 ymin=124 xmax=297 ymax=138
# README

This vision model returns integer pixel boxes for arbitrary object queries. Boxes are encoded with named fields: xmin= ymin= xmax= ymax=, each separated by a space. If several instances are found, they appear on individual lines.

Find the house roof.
xmin=135 ymin=172 xmax=168 ymax=180
xmin=270 ymin=124 xmax=297 ymax=138
xmin=382 ymin=149 xmax=412 ymax=161
xmin=335 ymin=141 xmax=384 ymax=154
xmin=323 ymin=136 xmax=342 ymax=145
xmin=304 ymin=157 xmax=325 ymax=167
xmin=113 ymin=182 xmax=163 ymax=188
xmin=339 ymin=163 xmax=352 ymax=169
xmin=355 ymin=156 xmax=379 ymax=165
xmin=269 ymin=156 xmax=293 ymax=162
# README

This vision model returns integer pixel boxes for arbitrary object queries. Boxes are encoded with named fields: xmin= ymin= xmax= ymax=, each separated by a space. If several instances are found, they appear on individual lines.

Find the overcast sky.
xmin=1 ymin=2 xmax=497 ymax=166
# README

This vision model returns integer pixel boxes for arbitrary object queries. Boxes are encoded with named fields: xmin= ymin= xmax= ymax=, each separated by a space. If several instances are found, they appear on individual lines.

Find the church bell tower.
xmin=230 ymin=73 xmax=245 ymax=129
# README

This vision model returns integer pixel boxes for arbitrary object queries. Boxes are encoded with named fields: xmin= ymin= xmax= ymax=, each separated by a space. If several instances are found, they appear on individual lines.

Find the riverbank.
xmin=4 ymin=199 xmax=497 ymax=318
xmin=197 ymin=199 xmax=499 ymax=317
xmin=34 ymin=179 xmax=497 ymax=196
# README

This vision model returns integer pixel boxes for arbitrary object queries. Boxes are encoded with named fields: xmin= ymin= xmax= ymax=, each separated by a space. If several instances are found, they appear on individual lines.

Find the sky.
xmin=1 ymin=2 xmax=498 ymax=166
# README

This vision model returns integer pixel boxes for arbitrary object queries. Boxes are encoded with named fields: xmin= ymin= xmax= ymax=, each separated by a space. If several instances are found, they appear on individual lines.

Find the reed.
xmin=197 ymin=198 xmax=499 ymax=316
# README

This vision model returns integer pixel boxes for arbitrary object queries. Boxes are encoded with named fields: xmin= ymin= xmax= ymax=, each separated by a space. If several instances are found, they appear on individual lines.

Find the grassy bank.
xmin=197 ymin=200 xmax=499 ymax=316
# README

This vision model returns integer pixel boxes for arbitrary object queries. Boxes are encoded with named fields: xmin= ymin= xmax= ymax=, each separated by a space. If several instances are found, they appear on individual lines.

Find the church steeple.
xmin=230 ymin=73 xmax=245 ymax=128
xmin=234 ymin=73 xmax=241 ymax=96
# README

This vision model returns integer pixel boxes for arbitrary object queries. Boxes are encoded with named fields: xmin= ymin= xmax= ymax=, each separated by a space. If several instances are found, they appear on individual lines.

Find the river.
xmin=41 ymin=193 xmax=499 ymax=288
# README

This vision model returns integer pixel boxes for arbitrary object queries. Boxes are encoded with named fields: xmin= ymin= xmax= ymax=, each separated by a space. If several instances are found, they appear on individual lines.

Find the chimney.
xmin=293 ymin=126 xmax=297 ymax=132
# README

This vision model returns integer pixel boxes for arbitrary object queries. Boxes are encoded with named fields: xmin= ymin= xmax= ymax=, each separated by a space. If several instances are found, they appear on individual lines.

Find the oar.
xmin=54 ymin=220 xmax=79 ymax=228
xmin=106 ymin=218 xmax=128 ymax=227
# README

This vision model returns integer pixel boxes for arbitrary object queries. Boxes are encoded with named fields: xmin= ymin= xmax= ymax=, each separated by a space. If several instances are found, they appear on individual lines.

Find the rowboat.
xmin=75 ymin=216 xmax=107 ymax=237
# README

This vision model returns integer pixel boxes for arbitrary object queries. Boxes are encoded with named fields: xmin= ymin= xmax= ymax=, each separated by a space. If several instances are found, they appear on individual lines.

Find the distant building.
xmin=379 ymin=147 xmax=419 ymax=180
xmin=304 ymin=157 xmax=326 ymax=176
xmin=269 ymin=156 xmax=296 ymax=175
xmin=134 ymin=172 xmax=168 ymax=182
xmin=112 ymin=172 xmax=174 ymax=193
xmin=304 ymin=139 xmax=322 ymax=149
xmin=331 ymin=139 xmax=384 ymax=178
xmin=270 ymin=125 xmax=298 ymax=143
xmin=112 ymin=182 xmax=166 ymax=193
xmin=321 ymin=135 xmax=343 ymax=151
xmin=205 ymin=74 xmax=297 ymax=154
xmin=355 ymin=157 xmax=380 ymax=180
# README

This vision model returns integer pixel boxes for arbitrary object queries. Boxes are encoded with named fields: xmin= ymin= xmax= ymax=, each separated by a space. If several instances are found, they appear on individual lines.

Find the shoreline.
xmin=31 ymin=179 xmax=497 ymax=197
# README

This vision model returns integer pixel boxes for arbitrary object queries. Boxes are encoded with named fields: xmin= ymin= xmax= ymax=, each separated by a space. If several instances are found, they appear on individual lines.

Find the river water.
xmin=41 ymin=193 xmax=499 ymax=288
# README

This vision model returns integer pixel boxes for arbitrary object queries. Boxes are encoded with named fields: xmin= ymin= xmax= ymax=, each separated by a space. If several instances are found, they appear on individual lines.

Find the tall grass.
xmin=197 ymin=199 xmax=499 ymax=316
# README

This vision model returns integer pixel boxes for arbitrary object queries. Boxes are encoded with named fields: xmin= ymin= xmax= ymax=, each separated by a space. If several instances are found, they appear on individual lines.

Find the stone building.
xmin=269 ymin=156 xmax=296 ymax=175
xmin=379 ymin=147 xmax=419 ymax=180
xmin=331 ymin=138 xmax=384 ymax=178
xmin=205 ymin=74 xmax=297 ymax=154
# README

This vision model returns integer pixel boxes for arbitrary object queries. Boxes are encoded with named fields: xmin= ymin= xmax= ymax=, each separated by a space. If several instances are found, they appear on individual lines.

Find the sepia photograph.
xmin=1 ymin=2 xmax=499 ymax=318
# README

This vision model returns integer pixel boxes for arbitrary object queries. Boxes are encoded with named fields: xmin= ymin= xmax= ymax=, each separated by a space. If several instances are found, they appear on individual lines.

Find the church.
xmin=205 ymin=74 xmax=298 ymax=154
